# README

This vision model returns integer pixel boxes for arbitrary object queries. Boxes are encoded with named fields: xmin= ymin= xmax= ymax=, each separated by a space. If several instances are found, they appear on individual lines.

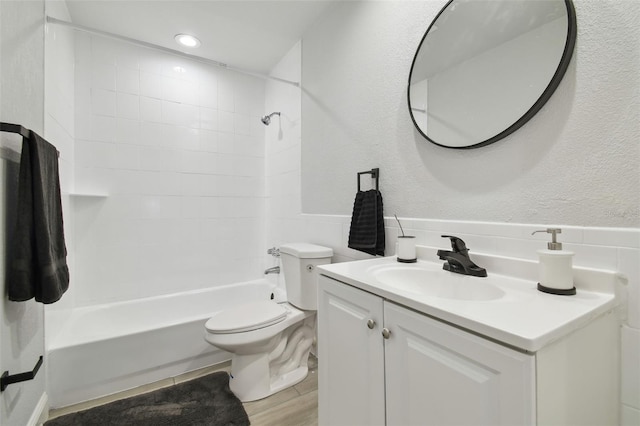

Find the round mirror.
xmin=408 ymin=0 xmax=576 ymax=149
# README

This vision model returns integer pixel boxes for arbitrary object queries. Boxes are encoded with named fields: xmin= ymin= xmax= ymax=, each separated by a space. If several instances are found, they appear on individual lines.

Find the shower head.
xmin=261 ymin=112 xmax=281 ymax=126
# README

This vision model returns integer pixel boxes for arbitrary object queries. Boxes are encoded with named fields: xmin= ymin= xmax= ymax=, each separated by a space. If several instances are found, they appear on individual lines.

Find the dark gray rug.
xmin=45 ymin=372 xmax=250 ymax=426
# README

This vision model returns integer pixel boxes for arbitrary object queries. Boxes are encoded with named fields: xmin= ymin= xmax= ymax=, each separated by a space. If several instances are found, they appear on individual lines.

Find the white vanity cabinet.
xmin=318 ymin=274 xmax=385 ymax=425
xmin=318 ymin=275 xmax=535 ymax=426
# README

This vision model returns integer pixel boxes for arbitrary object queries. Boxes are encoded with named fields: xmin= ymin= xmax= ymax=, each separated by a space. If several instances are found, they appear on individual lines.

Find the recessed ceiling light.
xmin=174 ymin=34 xmax=201 ymax=48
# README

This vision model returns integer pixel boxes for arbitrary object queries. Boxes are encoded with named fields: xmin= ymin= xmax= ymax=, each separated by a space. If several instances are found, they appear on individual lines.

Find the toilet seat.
xmin=205 ymin=301 xmax=288 ymax=334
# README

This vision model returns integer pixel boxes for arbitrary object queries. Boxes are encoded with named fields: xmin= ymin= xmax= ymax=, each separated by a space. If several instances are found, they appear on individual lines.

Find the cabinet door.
xmin=318 ymin=276 xmax=385 ymax=426
xmin=384 ymin=301 xmax=535 ymax=426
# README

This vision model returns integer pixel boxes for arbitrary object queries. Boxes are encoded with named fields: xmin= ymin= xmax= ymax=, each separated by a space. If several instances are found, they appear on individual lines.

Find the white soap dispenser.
xmin=531 ymin=228 xmax=576 ymax=295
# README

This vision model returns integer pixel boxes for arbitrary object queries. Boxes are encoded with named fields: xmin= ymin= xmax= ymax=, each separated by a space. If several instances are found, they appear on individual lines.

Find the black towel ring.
xmin=357 ymin=168 xmax=379 ymax=192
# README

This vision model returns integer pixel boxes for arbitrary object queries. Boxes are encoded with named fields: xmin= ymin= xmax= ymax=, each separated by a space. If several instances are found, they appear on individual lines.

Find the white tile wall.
xmin=44 ymin=12 xmax=76 ymax=312
xmin=622 ymin=326 xmax=640 ymax=416
xmin=72 ymin=34 xmax=266 ymax=307
xmin=91 ymin=88 xmax=116 ymax=116
xmin=117 ymin=66 xmax=139 ymax=95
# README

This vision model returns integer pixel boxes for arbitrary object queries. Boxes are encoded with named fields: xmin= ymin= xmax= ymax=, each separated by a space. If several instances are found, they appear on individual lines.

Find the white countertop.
xmin=318 ymin=255 xmax=623 ymax=352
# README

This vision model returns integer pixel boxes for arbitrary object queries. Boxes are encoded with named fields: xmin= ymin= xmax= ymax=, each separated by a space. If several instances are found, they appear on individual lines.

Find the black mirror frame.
xmin=407 ymin=0 xmax=577 ymax=149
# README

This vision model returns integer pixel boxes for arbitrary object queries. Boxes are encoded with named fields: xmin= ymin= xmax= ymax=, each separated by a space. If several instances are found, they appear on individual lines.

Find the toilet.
xmin=204 ymin=243 xmax=333 ymax=402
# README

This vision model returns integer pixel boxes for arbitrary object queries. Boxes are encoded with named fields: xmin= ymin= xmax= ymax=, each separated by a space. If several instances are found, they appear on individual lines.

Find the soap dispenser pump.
xmin=531 ymin=228 xmax=576 ymax=295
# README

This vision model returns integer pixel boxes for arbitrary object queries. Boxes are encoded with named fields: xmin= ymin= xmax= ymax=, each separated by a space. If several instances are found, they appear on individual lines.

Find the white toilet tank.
xmin=280 ymin=243 xmax=333 ymax=310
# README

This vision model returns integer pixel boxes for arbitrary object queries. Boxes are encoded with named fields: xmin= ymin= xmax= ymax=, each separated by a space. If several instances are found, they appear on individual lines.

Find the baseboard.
xmin=28 ymin=392 xmax=49 ymax=426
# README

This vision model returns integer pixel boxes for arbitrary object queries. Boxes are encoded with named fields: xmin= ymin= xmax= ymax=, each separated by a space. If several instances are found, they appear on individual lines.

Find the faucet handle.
xmin=441 ymin=235 xmax=468 ymax=254
xmin=267 ymin=247 xmax=280 ymax=257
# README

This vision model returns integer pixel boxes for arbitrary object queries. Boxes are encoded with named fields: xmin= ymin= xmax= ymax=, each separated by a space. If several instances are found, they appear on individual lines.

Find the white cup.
xmin=397 ymin=236 xmax=416 ymax=262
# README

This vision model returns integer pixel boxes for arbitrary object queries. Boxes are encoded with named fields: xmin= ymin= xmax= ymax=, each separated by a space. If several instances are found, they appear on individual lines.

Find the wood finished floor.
xmin=47 ymin=356 xmax=319 ymax=425
xmin=244 ymin=355 xmax=318 ymax=426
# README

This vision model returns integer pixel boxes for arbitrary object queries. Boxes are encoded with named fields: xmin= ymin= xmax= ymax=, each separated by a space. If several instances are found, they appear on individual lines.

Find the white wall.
xmin=70 ymin=34 xmax=267 ymax=307
xmin=301 ymin=0 xmax=639 ymax=228
xmin=26 ymin=0 xmax=640 ymax=421
xmin=0 ymin=1 xmax=48 ymax=424
xmin=263 ymin=41 xmax=303 ymax=293
xmin=42 ymin=1 xmax=76 ymax=416
xmin=43 ymin=0 xmax=75 ymax=313
xmin=277 ymin=0 xmax=638 ymax=422
xmin=265 ymin=43 xmax=302 ymax=249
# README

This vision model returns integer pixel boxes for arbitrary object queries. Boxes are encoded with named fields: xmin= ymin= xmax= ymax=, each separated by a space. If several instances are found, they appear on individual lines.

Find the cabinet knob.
xmin=367 ymin=319 xmax=376 ymax=329
xmin=382 ymin=328 xmax=391 ymax=339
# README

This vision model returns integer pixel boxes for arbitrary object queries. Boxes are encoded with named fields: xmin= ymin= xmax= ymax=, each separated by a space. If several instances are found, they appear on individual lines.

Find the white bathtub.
xmin=46 ymin=280 xmax=280 ymax=408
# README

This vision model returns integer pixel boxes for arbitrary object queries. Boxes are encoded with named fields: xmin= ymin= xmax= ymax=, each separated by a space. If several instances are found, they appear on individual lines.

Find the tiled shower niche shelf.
xmin=68 ymin=192 xmax=108 ymax=198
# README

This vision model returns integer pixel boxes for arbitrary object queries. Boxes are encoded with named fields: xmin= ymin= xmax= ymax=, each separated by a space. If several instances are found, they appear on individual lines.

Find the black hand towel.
xmin=348 ymin=189 xmax=385 ymax=256
xmin=8 ymin=131 xmax=69 ymax=304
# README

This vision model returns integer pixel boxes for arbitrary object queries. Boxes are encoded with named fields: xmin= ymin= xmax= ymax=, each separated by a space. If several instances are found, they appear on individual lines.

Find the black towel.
xmin=348 ymin=189 xmax=385 ymax=256
xmin=8 ymin=131 xmax=69 ymax=304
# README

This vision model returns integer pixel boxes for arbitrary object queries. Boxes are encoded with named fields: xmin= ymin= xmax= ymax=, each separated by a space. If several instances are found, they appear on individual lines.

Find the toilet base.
xmin=228 ymin=320 xmax=315 ymax=402
xmin=230 ymin=357 xmax=309 ymax=402
xmin=269 ymin=365 xmax=309 ymax=396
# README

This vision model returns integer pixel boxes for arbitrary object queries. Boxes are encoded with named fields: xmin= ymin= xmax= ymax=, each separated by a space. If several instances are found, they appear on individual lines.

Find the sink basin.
xmin=367 ymin=263 xmax=505 ymax=301
xmin=319 ymin=255 xmax=621 ymax=352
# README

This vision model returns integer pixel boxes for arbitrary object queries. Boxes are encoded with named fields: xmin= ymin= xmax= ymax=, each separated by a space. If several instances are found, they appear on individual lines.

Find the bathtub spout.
xmin=264 ymin=266 xmax=280 ymax=275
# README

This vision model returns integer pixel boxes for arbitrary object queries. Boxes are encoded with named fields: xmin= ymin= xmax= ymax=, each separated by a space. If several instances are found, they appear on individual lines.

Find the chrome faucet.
xmin=264 ymin=266 xmax=280 ymax=275
xmin=436 ymin=235 xmax=487 ymax=277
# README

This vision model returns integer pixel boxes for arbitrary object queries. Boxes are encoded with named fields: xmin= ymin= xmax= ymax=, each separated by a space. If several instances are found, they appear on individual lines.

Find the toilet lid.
xmin=205 ymin=301 xmax=288 ymax=334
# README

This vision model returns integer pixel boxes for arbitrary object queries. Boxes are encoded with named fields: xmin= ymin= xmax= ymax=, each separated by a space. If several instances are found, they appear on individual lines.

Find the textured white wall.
xmin=301 ymin=0 xmax=640 ymax=228
xmin=298 ymin=1 xmax=639 ymax=420
xmin=0 ymin=1 xmax=47 ymax=424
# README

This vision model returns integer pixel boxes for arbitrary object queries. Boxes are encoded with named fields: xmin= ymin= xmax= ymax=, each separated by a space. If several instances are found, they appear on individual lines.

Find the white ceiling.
xmin=64 ymin=0 xmax=337 ymax=75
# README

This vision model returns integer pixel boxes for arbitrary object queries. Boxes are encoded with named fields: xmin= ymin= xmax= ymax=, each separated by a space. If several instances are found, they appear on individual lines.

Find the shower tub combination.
xmin=46 ymin=280 xmax=280 ymax=408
